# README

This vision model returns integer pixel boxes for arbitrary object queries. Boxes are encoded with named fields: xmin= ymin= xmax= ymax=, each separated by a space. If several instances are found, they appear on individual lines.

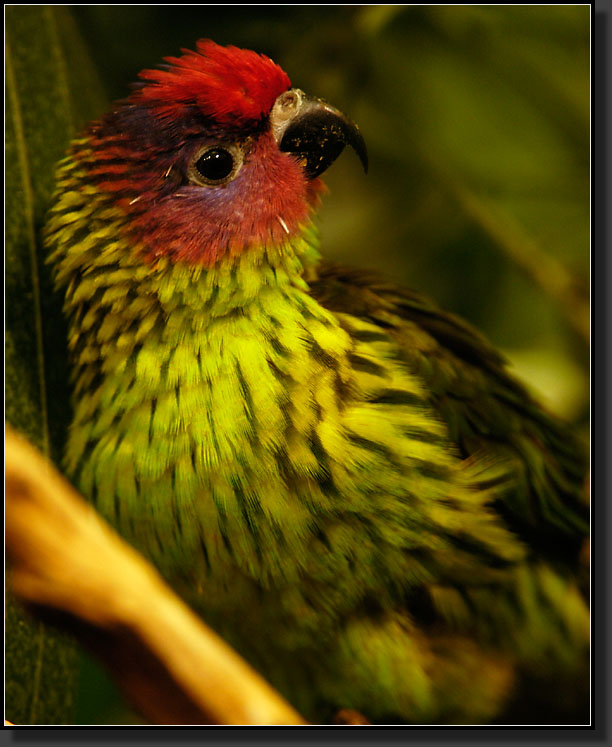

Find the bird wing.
xmin=310 ymin=262 xmax=589 ymax=567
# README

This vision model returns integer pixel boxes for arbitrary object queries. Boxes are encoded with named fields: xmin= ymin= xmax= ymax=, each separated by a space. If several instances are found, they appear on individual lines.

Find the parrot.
xmin=44 ymin=39 xmax=589 ymax=725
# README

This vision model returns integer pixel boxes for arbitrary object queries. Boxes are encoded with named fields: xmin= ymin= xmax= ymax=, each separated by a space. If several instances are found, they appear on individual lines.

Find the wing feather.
xmin=310 ymin=263 xmax=588 ymax=566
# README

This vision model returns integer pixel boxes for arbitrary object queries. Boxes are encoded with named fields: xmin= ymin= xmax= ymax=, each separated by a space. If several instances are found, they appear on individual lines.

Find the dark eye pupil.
xmin=195 ymin=148 xmax=234 ymax=181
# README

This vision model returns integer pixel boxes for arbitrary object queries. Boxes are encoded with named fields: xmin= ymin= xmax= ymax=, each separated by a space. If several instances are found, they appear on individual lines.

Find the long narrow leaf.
xmin=5 ymin=5 xmax=107 ymax=725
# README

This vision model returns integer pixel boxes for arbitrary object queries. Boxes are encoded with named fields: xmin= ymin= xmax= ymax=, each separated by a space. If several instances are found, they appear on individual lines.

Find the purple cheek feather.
xmin=119 ymin=132 xmax=323 ymax=266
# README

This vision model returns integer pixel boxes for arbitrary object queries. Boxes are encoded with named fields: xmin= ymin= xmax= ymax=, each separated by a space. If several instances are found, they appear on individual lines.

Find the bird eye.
xmin=188 ymin=145 xmax=242 ymax=186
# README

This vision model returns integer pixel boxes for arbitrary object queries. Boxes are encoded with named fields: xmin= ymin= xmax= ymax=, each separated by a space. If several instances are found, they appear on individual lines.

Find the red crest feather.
xmin=136 ymin=39 xmax=292 ymax=127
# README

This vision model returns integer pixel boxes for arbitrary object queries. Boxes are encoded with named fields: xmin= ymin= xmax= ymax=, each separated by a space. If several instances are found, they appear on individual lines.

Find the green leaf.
xmin=5 ymin=5 xmax=107 ymax=725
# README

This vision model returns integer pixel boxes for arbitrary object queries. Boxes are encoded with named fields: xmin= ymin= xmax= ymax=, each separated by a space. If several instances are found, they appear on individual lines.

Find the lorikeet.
xmin=45 ymin=40 xmax=589 ymax=725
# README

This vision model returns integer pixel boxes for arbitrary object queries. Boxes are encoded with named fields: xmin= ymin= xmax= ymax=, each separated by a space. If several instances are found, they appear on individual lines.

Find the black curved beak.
xmin=270 ymin=89 xmax=368 ymax=179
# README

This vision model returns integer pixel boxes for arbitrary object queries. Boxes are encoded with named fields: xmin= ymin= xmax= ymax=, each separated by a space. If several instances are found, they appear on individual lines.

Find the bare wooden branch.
xmin=5 ymin=425 xmax=307 ymax=725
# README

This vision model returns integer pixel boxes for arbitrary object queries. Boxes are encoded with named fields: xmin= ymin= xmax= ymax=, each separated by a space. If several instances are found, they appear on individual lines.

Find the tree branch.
xmin=5 ymin=425 xmax=307 ymax=725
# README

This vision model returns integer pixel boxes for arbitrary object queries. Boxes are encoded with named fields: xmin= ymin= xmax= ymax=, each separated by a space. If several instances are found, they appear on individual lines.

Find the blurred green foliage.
xmin=5 ymin=5 xmax=108 ymax=725
xmin=71 ymin=5 xmax=589 ymax=423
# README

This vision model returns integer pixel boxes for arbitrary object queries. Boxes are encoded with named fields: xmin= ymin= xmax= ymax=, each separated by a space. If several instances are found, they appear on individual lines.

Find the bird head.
xmin=73 ymin=39 xmax=367 ymax=267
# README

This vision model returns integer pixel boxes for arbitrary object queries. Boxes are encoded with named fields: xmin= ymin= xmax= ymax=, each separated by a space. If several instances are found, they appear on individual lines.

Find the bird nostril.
xmin=271 ymin=89 xmax=303 ymax=127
